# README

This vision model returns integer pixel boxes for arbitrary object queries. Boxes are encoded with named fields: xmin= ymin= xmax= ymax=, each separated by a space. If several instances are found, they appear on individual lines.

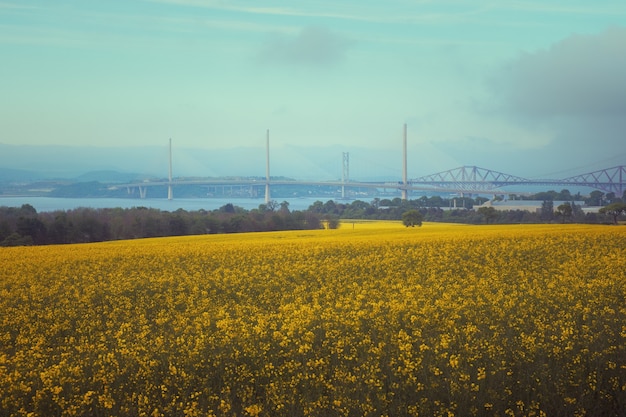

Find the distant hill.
xmin=0 ymin=167 xmax=46 ymax=182
xmin=0 ymin=144 xmax=167 ymax=179
xmin=74 ymin=170 xmax=147 ymax=183
xmin=0 ymin=143 xmax=413 ymax=182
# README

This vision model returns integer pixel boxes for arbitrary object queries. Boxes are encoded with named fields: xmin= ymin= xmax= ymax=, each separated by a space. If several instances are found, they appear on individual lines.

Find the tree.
xmin=219 ymin=203 xmax=236 ymax=213
xmin=587 ymin=190 xmax=605 ymax=206
xmin=477 ymin=206 xmax=497 ymax=224
xmin=323 ymin=200 xmax=339 ymax=214
xmin=540 ymin=200 xmax=554 ymax=221
xmin=19 ymin=204 xmax=37 ymax=216
xmin=555 ymin=203 xmax=573 ymax=223
xmin=0 ymin=232 xmax=33 ymax=246
xmin=570 ymin=201 xmax=585 ymax=220
xmin=599 ymin=202 xmax=626 ymax=225
xmin=535 ymin=191 xmax=558 ymax=201
xmin=16 ymin=217 xmax=47 ymax=244
xmin=402 ymin=210 xmax=423 ymax=227
xmin=308 ymin=201 xmax=325 ymax=213
xmin=266 ymin=200 xmax=278 ymax=212
xmin=605 ymin=192 xmax=617 ymax=204
xmin=324 ymin=215 xmax=340 ymax=229
xmin=557 ymin=189 xmax=572 ymax=201
xmin=304 ymin=212 xmax=322 ymax=229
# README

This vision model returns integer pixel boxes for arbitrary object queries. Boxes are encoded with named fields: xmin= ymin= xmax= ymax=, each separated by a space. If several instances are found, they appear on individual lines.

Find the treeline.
xmin=2 ymin=190 xmax=623 ymax=246
xmin=308 ymin=197 xmax=605 ymax=224
xmin=0 ymin=203 xmax=323 ymax=246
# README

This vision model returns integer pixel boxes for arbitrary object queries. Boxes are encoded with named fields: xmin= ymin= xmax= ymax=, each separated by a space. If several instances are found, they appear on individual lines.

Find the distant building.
xmin=477 ymin=200 xmax=598 ymax=213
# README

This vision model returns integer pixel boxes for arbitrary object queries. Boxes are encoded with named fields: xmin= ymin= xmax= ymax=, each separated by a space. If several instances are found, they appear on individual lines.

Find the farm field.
xmin=0 ymin=222 xmax=624 ymax=416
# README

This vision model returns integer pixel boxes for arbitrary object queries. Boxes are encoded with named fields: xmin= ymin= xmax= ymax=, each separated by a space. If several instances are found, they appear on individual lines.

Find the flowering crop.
xmin=0 ymin=222 xmax=624 ymax=416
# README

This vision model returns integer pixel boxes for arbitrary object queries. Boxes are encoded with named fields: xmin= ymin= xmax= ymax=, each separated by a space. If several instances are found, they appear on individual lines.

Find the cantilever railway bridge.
xmin=120 ymin=132 xmax=625 ymax=202
xmin=409 ymin=165 xmax=626 ymax=195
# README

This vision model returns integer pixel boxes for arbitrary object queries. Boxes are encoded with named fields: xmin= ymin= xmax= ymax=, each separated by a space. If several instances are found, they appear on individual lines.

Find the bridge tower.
xmin=168 ymin=138 xmax=173 ymax=200
xmin=265 ymin=129 xmax=271 ymax=204
xmin=342 ymin=152 xmax=349 ymax=198
xmin=401 ymin=123 xmax=408 ymax=200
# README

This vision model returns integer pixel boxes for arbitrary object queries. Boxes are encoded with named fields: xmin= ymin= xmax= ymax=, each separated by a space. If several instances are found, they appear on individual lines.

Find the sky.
xmin=1 ymin=0 xmax=626 ymax=179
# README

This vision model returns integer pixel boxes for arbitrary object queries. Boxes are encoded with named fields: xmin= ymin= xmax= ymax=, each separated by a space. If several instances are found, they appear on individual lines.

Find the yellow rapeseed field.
xmin=0 ymin=222 xmax=624 ymax=416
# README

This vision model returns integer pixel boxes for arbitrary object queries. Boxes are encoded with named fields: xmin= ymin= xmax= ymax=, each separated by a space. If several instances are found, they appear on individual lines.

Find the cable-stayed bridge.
xmin=119 ymin=132 xmax=625 ymax=202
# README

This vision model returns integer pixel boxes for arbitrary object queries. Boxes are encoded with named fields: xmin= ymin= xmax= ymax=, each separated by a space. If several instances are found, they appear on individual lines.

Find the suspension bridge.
xmin=120 ymin=128 xmax=626 ymax=202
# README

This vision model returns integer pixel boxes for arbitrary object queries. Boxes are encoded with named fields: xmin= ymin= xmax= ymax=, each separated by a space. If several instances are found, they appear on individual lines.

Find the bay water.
xmin=0 ymin=196 xmax=348 ymax=213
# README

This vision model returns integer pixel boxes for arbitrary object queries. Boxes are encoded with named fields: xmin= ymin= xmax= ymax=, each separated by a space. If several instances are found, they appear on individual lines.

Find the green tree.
xmin=279 ymin=201 xmax=290 ymax=214
xmin=324 ymin=215 xmax=340 ymax=229
xmin=308 ymin=201 xmax=325 ymax=213
xmin=402 ymin=210 xmax=423 ymax=227
xmin=605 ymin=192 xmax=617 ymax=204
xmin=323 ymin=200 xmax=338 ymax=214
xmin=557 ymin=189 xmax=572 ymax=201
xmin=477 ymin=206 xmax=497 ymax=224
xmin=535 ymin=191 xmax=558 ymax=201
xmin=219 ymin=203 xmax=236 ymax=213
xmin=541 ymin=200 xmax=554 ymax=221
xmin=16 ymin=217 xmax=47 ymax=244
xmin=586 ymin=190 xmax=605 ymax=206
xmin=0 ymin=232 xmax=33 ymax=246
xmin=555 ymin=203 xmax=573 ymax=223
xmin=304 ymin=212 xmax=322 ymax=229
xmin=599 ymin=202 xmax=626 ymax=225
xmin=266 ymin=200 xmax=278 ymax=212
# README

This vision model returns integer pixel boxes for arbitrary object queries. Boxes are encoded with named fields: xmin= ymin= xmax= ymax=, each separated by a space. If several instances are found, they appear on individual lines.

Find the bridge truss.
xmin=410 ymin=166 xmax=531 ymax=192
xmin=559 ymin=166 xmax=626 ymax=196
xmin=409 ymin=165 xmax=626 ymax=196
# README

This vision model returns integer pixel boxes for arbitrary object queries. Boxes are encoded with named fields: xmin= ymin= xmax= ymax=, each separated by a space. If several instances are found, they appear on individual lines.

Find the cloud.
xmin=485 ymin=27 xmax=626 ymax=170
xmin=258 ymin=26 xmax=353 ymax=67
xmin=491 ymin=27 xmax=626 ymax=120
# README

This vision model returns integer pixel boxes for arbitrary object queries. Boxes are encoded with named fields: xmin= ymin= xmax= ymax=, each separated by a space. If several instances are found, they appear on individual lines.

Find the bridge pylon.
xmin=265 ymin=129 xmax=271 ymax=204
xmin=342 ymin=152 xmax=349 ymax=199
xmin=168 ymin=138 xmax=173 ymax=200
xmin=401 ymin=123 xmax=408 ymax=200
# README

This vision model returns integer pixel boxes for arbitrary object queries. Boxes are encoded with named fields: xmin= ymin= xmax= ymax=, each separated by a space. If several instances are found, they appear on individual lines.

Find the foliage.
xmin=308 ymin=197 xmax=609 ymax=226
xmin=0 ymin=204 xmax=323 ymax=246
xmin=1 ymin=188 xmax=622 ymax=246
xmin=599 ymin=202 xmax=626 ymax=224
xmin=401 ymin=209 xmax=423 ymax=227
xmin=0 ymin=223 xmax=624 ymax=416
xmin=476 ymin=206 xmax=497 ymax=224
xmin=555 ymin=203 xmax=573 ymax=223
xmin=540 ymin=200 xmax=554 ymax=221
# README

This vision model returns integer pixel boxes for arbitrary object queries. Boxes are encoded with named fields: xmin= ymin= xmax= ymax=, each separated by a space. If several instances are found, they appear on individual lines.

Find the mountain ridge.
xmin=0 ymin=143 xmax=408 ymax=182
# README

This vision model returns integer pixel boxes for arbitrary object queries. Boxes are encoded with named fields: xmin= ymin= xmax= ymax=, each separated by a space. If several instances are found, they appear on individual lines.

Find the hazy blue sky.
xmin=1 ymin=1 xmax=625 ymax=178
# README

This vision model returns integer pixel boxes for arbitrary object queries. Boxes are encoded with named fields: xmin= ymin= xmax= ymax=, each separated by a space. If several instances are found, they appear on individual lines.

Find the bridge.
xmin=409 ymin=165 xmax=626 ymax=196
xmin=120 ymin=129 xmax=626 ymax=202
